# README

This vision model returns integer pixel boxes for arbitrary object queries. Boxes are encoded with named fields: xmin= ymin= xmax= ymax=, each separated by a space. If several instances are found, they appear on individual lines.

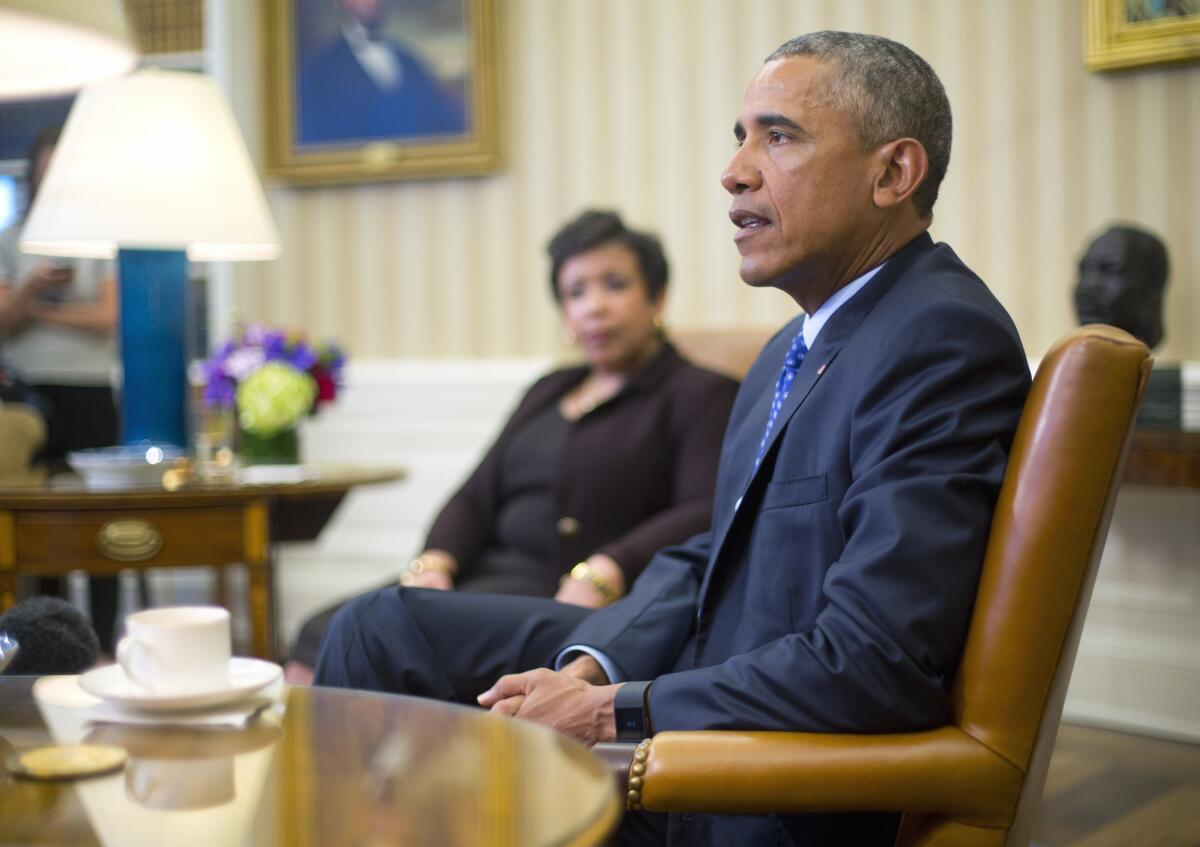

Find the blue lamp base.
xmin=117 ymin=248 xmax=189 ymax=447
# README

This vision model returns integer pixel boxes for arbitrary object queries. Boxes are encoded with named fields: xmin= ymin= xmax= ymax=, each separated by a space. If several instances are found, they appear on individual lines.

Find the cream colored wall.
xmin=227 ymin=0 xmax=1200 ymax=361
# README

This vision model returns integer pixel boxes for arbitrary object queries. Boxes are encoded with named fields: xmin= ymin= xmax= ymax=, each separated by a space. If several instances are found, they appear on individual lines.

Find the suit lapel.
xmin=698 ymin=232 xmax=938 ymax=607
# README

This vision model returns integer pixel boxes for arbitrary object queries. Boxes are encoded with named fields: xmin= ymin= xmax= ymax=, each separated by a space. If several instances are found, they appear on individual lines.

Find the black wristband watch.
xmin=614 ymin=680 xmax=653 ymax=741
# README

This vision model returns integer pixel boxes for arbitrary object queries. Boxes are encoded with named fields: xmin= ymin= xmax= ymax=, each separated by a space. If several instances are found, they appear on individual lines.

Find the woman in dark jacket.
xmin=287 ymin=210 xmax=738 ymax=682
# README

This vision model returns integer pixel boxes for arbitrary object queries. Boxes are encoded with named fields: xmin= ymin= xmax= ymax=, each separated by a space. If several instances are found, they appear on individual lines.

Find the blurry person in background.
xmin=0 ymin=125 xmax=119 ymax=650
xmin=285 ymin=210 xmax=739 ymax=684
xmin=0 ymin=126 xmax=118 ymax=456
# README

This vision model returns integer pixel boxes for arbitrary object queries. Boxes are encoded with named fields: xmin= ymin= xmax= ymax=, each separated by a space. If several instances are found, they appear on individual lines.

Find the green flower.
xmin=236 ymin=362 xmax=317 ymax=437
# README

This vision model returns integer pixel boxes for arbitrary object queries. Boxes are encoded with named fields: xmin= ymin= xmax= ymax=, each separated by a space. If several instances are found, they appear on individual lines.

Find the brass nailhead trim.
xmin=626 ymin=739 xmax=652 ymax=810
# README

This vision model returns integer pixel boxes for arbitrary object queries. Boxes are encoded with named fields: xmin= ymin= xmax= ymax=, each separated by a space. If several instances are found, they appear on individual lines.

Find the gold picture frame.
xmin=1086 ymin=0 xmax=1200 ymax=71
xmin=263 ymin=0 xmax=501 ymax=185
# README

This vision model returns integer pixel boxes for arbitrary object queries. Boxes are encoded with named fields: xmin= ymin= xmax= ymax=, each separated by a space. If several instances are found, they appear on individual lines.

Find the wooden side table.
xmin=0 ymin=466 xmax=402 ymax=658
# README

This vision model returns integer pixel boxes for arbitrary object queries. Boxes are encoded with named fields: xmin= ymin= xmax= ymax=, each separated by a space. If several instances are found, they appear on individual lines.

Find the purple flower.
xmin=197 ymin=322 xmax=347 ymax=411
xmin=203 ymin=376 xmax=237 ymax=409
xmin=285 ymin=342 xmax=318 ymax=372
xmin=225 ymin=347 xmax=266 ymax=381
xmin=242 ymin=323 xmax=274 ymax=347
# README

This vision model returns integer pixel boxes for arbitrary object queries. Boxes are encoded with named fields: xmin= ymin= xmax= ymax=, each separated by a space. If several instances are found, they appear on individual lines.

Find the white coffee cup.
xmin=116 ymin=606 xmax=232 ymax=694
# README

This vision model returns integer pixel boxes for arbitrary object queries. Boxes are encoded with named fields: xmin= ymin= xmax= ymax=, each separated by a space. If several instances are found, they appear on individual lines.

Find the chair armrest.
xmin=633 ymin=726 xmax=1022 ymax=827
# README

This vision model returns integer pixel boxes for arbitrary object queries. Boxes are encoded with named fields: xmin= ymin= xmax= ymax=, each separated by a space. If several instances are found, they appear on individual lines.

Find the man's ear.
xmin=872 ymin=138 xmax=928 ymax=211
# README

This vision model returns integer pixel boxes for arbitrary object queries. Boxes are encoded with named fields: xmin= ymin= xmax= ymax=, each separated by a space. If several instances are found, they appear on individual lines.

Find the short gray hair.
xmin=767 ymin=32 xmax=952 ymax=219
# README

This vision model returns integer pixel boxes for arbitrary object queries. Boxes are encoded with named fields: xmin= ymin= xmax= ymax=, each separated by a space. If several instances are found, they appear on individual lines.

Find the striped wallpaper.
xmin=223 ymin=0 xmax=1200 ymax=362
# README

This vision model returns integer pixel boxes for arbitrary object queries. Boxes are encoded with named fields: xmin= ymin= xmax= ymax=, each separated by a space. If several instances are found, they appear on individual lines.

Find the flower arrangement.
xmin=196 ymin=323 xmax=346 ymax=440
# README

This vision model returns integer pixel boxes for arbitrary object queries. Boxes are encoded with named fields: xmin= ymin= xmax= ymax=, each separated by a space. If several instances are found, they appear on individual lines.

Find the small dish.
xmin=66 ymin=444 xmax=185 ymax=490
xmin=78 ymin=657 xmax=282 ymax=712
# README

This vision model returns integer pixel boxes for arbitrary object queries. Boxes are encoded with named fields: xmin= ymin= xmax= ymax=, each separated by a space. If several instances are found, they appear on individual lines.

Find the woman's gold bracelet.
xmin=399 ymin=555 xmax=455 ymax=586
xmin=561 ymin=561 xmax=621 ymax=603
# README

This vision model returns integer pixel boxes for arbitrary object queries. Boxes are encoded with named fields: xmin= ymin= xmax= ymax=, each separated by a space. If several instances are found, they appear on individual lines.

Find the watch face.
xmin=617 ymin=712 xmax=643 ymax=737
xmin=615 ymin=682 xmax=649 ymax=740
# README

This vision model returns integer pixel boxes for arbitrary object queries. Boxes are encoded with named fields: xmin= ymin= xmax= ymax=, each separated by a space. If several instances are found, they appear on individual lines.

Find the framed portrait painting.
xmin=264 ymin=0 xmax=500 ymax=184
xmin=1086 ymin=0 xmax=1200 ymax=71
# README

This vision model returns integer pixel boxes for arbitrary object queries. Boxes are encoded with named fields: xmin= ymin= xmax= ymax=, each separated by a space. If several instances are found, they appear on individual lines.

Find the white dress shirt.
xmin=343 ymin=21 xmax=402 ymax=91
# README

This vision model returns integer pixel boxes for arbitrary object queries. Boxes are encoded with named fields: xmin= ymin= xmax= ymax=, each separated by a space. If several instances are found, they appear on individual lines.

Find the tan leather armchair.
xmin=672 ymin=327 xmax=776 ymax=380
xmin=602 ymin=325 xmax=1151 ymax=847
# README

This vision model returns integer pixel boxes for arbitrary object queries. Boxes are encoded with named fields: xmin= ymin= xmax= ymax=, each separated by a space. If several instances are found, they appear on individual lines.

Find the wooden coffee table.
xmin=0 ymin=677 xmax=620 ymax=846
xmin=0 ymin=465 xmax=403 ymax=658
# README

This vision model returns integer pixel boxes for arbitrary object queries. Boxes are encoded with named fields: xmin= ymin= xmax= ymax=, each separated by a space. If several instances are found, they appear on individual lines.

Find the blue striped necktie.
xmin=754 ymin=328 xmax=808 ymax=468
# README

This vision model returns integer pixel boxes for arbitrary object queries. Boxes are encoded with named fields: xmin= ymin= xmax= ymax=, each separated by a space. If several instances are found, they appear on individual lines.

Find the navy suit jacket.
xmin=562 ymin=233 xmax=1031 ymax=844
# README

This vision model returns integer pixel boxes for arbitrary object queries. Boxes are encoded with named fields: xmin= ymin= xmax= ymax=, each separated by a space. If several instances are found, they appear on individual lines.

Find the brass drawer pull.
xmin=96 ymin=520 xmax=163 ymax=562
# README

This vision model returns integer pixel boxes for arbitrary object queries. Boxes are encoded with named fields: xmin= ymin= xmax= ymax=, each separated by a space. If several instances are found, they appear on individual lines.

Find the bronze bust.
xmin=1074 ymin=225 xmax=1169 ymax=349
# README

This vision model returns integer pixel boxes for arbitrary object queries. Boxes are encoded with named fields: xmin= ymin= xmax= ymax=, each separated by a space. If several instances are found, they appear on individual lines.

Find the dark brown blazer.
xmin=424 ymin=343 xmax=740 ymax=590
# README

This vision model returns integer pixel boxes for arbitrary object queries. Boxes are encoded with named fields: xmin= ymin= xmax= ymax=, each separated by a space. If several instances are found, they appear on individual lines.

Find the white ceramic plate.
xmin=78 ymin=657 xmax=282 ymax=712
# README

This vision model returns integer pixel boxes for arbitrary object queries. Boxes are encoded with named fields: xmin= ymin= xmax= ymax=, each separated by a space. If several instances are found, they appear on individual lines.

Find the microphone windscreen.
xmin=0 ymin=596 xmax=100 ymax=675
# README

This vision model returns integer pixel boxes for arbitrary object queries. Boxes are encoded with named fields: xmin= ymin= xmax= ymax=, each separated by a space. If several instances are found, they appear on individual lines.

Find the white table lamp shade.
xmin=21 ymin=70 xmax=280 ymax=262
xmin=0 ymin=0 xmax=137 ymax=99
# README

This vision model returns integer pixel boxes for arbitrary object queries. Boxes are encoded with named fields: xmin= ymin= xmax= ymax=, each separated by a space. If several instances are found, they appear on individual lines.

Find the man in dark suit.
xmin=317 ymin=31 xmax=1031 ymax=845
xmin=298 ymin=0 xmax=466 ymax=145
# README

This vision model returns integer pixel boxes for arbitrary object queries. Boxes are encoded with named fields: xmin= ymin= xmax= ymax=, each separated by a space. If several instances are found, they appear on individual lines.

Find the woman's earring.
xmin=653 ymin=315 xmax=666 ymax=335
xmin=561 ymin=327 xmax=578 ymax=346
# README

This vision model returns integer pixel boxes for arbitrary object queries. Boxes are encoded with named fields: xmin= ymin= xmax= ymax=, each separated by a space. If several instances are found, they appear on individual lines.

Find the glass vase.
xmin=238 ymin=426 xmax=300 ymax=465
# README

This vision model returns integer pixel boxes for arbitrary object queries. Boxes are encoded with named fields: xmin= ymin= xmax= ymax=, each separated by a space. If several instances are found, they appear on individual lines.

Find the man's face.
xmin=722 ymin=56 xmax=878 ymax=295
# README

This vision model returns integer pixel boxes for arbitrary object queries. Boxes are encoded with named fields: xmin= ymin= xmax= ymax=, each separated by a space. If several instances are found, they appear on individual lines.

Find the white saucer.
xmin=78 ymin=658 xmax=282 ymax=712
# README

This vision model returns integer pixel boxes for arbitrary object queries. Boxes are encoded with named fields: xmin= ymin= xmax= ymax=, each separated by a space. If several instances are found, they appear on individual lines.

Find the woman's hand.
xmin=554 ymin=576 xmax=607 ymax=607
xmin=399 ymin=549 xmax=457 ymax=591
xmin=554 ymin=554 xmax=626 ymax=607
xmin=403 ymin=570 xmax=454 ymax=590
